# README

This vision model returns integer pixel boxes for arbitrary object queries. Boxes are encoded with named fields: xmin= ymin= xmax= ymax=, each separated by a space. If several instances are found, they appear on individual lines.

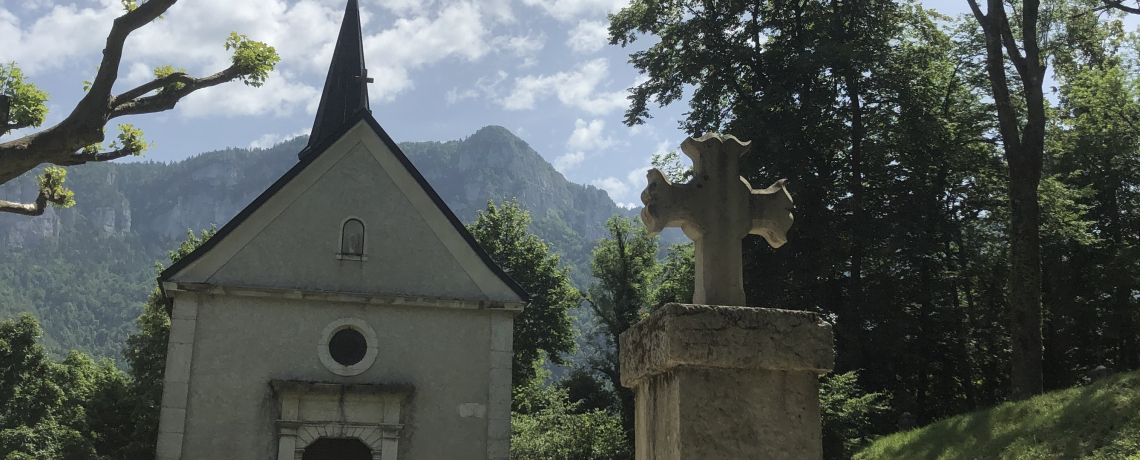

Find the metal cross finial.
xmin=355 ymin=69 xmax=374 ymax=84
xmin=640 ymin=133 xmax=793 ymax=306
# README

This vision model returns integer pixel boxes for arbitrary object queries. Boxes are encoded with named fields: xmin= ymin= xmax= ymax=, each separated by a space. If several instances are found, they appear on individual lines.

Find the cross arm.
xmin=640 ymin=168 xmax=695 ymax=237
xmin=748 ymin=179 xmax=793 ymax=248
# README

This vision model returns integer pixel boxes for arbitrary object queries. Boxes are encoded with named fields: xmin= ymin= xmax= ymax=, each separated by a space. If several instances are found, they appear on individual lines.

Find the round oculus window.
xmin=317 ymin=318 xmax=378 ymax=376
xmin=329 ymin=327 xmax=368 ymax=366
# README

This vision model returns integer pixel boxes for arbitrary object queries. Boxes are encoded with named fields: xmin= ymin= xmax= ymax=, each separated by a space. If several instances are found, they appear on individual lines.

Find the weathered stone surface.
xmin=620 ymin=303 xmax=834 ymax=387
xmin=634 ymin=368 xmax=823 ymax=460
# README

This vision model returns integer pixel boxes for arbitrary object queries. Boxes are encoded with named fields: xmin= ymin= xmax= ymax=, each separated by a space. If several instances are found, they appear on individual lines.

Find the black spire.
xmin=305 ymin=0 xmax=371 ymax=154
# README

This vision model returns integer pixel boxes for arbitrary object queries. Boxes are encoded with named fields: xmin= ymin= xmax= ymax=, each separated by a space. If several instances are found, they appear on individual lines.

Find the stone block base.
xmin=634 ymin=368 xmax=822 ymax=459
xmin=620 ymin=304 xmax=834 ymax=460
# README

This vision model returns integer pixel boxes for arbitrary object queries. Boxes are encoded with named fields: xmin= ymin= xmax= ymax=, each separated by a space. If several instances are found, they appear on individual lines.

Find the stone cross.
xmin=640 ymin=133 xmax=793 ymax=306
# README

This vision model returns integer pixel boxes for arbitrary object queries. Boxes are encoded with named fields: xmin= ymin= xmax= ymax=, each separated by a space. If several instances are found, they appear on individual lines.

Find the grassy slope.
xmin=855 ymin=371 xmax=1140 ymax=460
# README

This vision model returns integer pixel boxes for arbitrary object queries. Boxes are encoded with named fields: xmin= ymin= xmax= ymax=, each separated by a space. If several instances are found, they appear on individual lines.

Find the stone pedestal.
xmin=619 ymin=304 xmax=834 ymax=460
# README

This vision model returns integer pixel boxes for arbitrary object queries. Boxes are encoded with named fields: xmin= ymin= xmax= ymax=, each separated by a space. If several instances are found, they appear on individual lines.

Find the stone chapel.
xmin=153 ymin=2 xmax=529 ymax=459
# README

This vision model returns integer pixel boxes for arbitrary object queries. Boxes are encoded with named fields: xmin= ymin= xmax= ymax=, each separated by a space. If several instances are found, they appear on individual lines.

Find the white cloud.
xmin=446 ymin=87 xmax=479 ymax=104
xmin=617 ymin=202 xmax=639 ymax=209
xmin=554 ymin=151 xmax=585 ymax=171
xmin=522 ymin=0 xmax=627 ymax=21
xmin=651 ymin=139 xmax=672 ymax=158
xmin=591 ymin=176 xmax=629 ymax=200
xmin=249 ymin=127 xmax=311 ymax=149
xmin=250 ymin=133 xmax=282 ymax=149
xmin=364 ymin=2 xmax=496 ymax=100
xmin=0 ymin=3 xmax=120 ymax=74
xmin=566 ymin=20 xmax=608 ymax=54
xmin=627 ymin=165 xmax=651 ymax=188
xmin=494 ymin=32 xmax=546 ymax=58
xmin=566 ymin=118 xmax=613 ymax=151
xmin=500 ymin=58 xmax=628 ymax=114
xmin=124 ymin=62 xmax=154 ymax=87
xmin=1 ymin=0 xmax=527 ymax=117
xmin=629 ymin=124 xmax=658 ymax=137
xmin=622 ymin=140 xmax=673 ymax=199
xmin=180 ymin=74 xmax=321 ymax=118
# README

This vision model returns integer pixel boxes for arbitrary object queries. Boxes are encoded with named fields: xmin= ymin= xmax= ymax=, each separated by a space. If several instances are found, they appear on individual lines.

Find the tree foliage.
xmin=820 ymin=372 xmax=891 ymax=460
xmin=510 ymin=365 xmax=632 ymax=460
xmin=583 ymin=215 xmax=659 ymax=436
xmin=0 ymin=314 xmax=124 ymax=460
xmin=468 ymin=200 xmax=579 ymax=388
xmin=606 ymin=0 xmax=1140 ymax=442
xmin=0 ymin=63 xmax=49 ymax=133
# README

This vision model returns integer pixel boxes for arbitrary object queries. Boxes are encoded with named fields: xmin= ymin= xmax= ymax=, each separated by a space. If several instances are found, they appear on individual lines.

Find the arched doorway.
xmin=301 ymin=438 xmax=373 ymax=460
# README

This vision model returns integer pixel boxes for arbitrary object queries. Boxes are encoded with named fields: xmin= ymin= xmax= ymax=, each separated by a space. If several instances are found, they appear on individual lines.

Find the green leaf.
xmin=153 ymin=65 xmax=187 ymax=94
xmin=0 ymin=62 xmax=50 ymax=132
xmin=38 ymin=167 xmax=75 ymax=210
xmin=225 ymin=32 xmax=280 ymax=88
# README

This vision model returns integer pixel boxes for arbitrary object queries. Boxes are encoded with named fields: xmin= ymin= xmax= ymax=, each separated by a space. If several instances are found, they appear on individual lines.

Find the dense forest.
xmin=4 ymin=0 xmax=1140 ymax=456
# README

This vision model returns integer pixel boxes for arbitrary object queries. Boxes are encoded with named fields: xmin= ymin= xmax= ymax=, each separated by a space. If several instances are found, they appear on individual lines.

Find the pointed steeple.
xmin=305 ymin=0 xmax=371 ymax=154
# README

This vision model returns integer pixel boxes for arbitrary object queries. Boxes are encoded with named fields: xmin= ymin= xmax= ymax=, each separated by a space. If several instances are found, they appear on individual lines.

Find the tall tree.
xmin=0 ymin=0 xmax=280 ymax=216
xmin=608 ymin=0 xmax=1016 ymax=425
xmin=467 ymin=200 xmax=579 ymax=388
xmin=584 ymin=215 xmax=659 ymax=436
xmin=1044 ymin=10 xmax=1140 ymax=382
xmin=965 ymin=0 xmax=1052 ymax=399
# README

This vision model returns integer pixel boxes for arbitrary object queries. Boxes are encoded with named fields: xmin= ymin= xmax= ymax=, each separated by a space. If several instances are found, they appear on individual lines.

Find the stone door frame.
xmin=278 ymin=420 xmax=400 ymax=460
xmin=271 ymin=381 xmax=413 ymax=460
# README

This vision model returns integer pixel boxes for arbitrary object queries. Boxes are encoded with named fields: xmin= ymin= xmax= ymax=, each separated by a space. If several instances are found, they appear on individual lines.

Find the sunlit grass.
xmin=855 ymin=371 xmax=1140 ymax=460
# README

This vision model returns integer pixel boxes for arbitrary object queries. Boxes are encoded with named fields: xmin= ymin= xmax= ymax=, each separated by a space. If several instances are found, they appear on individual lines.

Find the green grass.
xmin=855 ymin=371 xmax=1140 ymax=460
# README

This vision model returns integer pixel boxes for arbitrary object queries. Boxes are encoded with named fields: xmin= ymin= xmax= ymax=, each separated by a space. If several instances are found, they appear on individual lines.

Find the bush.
xmin=511 ymin=366 xmax=631 ymax=460
xmin=820 ymin=371 xmax=891 ymax=460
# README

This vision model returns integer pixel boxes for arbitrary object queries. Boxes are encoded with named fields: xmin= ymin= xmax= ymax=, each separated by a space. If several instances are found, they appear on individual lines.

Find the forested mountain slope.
xmin=0 ymin=126 xmax=651 ymax=359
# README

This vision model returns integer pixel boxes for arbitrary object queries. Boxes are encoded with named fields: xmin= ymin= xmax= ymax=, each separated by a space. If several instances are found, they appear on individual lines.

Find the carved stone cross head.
xmin=640 ymin=133 xmax=793 ymax=306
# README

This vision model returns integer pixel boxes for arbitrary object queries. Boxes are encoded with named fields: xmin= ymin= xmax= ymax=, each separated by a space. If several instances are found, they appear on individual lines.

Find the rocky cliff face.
xmin=405 ymin=125 xmax=621 ymax=242
xmin=0 ymin=126 xmax=627 ymax=256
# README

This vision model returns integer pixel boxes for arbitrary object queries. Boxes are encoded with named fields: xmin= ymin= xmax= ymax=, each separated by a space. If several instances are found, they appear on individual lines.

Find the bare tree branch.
xmin=54 ymin=146 xmax=138 ymax=166
xmin=0 ymin=192 xmax=47 ymax=216
xmin=111 ymin=66 xmax=242 ymax=118
xmin=79 ymin=0 xmax=178 ymax=111
xmin=1102 ymin=0 xmax=1140 ymax=14
xmin=967 ymin=0 xmax=988 ymax=26
xmin=112 ymin=72 xmax=196 ymax=103
xmin=998 ymin=12 xmax=1029 ymax=78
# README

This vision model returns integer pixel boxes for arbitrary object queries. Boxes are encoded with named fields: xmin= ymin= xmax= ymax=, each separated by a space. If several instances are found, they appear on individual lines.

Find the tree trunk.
xmin=968 ymin=0 xmax=1046 ymax=399
xmin=1007 ymin=162 xmax=1044 ymax=399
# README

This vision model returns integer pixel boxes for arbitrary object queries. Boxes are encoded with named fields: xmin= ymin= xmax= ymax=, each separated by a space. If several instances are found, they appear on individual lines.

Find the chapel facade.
xmin=153 ymin=2 xmax=528 ymax=459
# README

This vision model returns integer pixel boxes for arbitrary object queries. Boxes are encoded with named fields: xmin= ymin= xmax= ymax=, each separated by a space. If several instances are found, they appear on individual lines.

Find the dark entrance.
xmin=301 ymin=438 xmax=372 ymax=460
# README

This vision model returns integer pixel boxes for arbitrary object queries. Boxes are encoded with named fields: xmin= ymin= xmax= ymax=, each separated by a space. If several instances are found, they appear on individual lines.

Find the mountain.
xmin=0 ymin=126 xmax=664 ymax=360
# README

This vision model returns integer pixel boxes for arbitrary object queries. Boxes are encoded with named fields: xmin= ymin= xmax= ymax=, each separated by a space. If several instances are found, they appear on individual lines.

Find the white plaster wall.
xmin=179 ymin=294 xmax=499 ymax=460
xmin=205 ymin=143 xmax=489 ymax=300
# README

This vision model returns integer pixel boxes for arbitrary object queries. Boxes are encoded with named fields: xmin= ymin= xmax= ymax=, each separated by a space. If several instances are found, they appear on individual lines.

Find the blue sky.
xmin=0 ymin=0 xmax=1123 ymax=208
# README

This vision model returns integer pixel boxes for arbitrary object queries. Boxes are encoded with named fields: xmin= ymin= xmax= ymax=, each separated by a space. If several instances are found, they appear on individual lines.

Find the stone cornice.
xmin=161 ymin=281 xmax=527 ymax=312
